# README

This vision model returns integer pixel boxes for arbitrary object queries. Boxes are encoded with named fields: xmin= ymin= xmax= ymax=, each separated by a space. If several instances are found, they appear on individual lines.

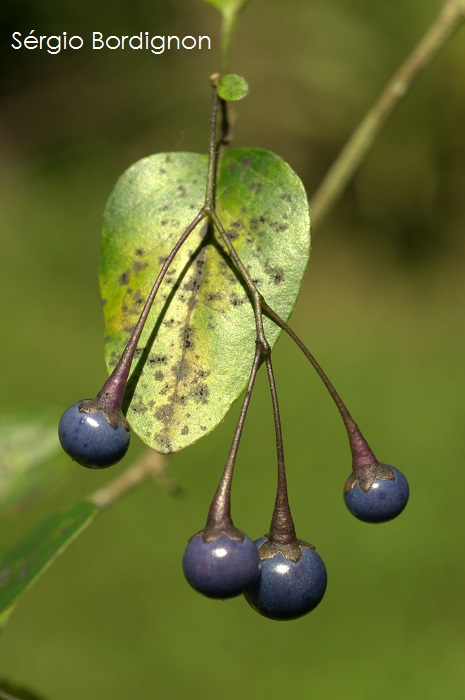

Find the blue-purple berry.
xmin=58 ymin=401 xmax=130 ymax=469
xmin=344 ymin=465 xmax=409 ymax=523
xmin=244 ymin=537 xmax=327 ymax=620
xmin=182 ymin=531 xmax=261 ymax=599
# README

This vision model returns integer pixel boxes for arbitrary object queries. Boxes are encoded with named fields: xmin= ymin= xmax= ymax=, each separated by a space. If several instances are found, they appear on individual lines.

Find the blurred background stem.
xmin=311 ymin=0 xmax=465 ymax=229
xmin=88 ymin=450 xmax=179 ymax=510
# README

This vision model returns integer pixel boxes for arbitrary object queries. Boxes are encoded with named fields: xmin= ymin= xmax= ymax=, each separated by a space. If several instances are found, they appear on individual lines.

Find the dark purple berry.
xmin=58 ymin=400 xmax=130 ymax=469
xmin=244 ymin=536 xmax=327 ymax=620
xmin=182 ymin=531 xmax=261 ymax=599
xmin=344 ymin=464 xmax=409 ymax=523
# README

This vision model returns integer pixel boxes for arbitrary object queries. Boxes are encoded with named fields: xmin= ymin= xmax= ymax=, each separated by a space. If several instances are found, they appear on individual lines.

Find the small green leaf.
xmin=218 ymin=74 xmax=249 ymax=102
xmin=0 ymin=411 xmax=66 ymax=514
xmin=100 ymin=148 xmax=310 ymax=453
xmin=203 ymin=0 xmax=250 ymax=20
xmin=0 ymin=501 xmax=98 ymax=618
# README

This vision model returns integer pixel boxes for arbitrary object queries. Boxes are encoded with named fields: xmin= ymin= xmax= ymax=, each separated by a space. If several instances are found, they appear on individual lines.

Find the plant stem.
xmin=262 ymin=301 xmax=377 ymax=470
xmin=98 ymin=211 xmax=206 ymax=411
xmin=205 ymin=74 xmax=222 ymax=211
xmin=311 ymin=0 xmax=465 ymax=229
xmin=0 ymin=690 xmax=22 ymax=700
xmin=211 ymin=211 xmax=269 ymax=348
xmin=202 ymin=80 xmax=302 ymax=542
xmin=220 ymin=13 xmax=237 ymax=73
xmin=206 ymin=341 xmax=262 ymax=530
xmin=264 ymin=354 xmax=297 ymax=545
xmin=203 ymin=80 xmax=270 ymax=349
xmin=219 ymin=1 xmax=252 ymax=72
xmin=88 ymin=450 xmax=178 ymax=510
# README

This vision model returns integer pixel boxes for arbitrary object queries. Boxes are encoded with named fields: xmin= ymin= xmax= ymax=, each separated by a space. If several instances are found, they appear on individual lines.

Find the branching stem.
xmin=202 ymin=79 xmax=299 ymax=543
xmin=203 ymin=79 xmax=270 ymax=350
xmin=75 ymin=0 xmax=465 ymax=515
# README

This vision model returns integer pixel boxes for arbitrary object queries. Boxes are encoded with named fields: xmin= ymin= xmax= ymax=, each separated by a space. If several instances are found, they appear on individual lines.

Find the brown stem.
xmin=262 ymin=301 xmax=377 ymax=471
xmin=206 ymin=341 xmax=263 ymax=532
xmin=264 ymin=354 xmax=297 ymax=545
xmin=97 ymin=211 xmax=206 ymax=412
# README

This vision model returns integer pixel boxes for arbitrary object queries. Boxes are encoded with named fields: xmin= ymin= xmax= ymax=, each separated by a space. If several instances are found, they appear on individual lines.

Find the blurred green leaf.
xmin=204 ymin=0 xmax=252 ymax=69
xmin=0 ymin=411 xmax=66 ymax=514
xmin=203 ymin=0 xmax=250 ymax=20
xmin=100 ymin=148 xmax=310 ymax=453
xmin=0 ymin=501 xmax=98 ymax=619
xmin=218 ymin=74 xmax=249 ymax=101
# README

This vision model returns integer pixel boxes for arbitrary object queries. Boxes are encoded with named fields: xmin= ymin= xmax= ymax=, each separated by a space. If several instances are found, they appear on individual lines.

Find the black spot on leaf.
xmin=156 ymin=404 xmax=174 ymax=424
xmin=182 ymin=325 xmax=195 ymax=350
xmin=192 ymin=383 xmax=209 ymax=404
xmin=133 ymin=260 xmax=148 ymax=273
xmin=265 ymin=262 xmax=285 ymax=285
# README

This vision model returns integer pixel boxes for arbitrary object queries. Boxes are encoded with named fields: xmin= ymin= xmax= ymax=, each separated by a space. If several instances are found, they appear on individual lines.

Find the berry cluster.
xmin=59 ymin=76 xmax=409 ymax=621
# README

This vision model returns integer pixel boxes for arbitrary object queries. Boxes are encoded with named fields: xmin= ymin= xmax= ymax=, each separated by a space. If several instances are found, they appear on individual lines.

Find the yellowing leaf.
xmin=100 ymin=148 xmax=310 ymax=453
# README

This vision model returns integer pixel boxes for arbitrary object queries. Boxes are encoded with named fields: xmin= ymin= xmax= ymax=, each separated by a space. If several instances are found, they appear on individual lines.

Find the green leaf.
xmin=218 ymin=74 xmax=249 ymax=102
xmin=0 ymin=501 xmax=98 ymax=618
xmin=203 ymin=0 xmax=250 ymax=20
xmin=0 ymin=411 xmax=66 ymax=514
xmin=100 ymin=147 xmax=310 ymax=453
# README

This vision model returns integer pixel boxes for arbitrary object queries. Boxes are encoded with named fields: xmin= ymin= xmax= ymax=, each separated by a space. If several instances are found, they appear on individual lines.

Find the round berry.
xmin=244 ymin=537 xmax=327 ymax=621
xmin=58 ymin=401 xmax=130 ymax=469
xmin=344 ymin=465 xmax=409 ymax=523
xmin=182 ymin=531 xmax=261 ymax=599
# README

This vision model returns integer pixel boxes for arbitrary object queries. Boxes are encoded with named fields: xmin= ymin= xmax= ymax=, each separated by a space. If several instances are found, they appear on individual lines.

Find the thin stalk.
xmin=88 ymin=450 xmax=178 ymax=510
xmin=218 ymin=0 xmax=252 ymax=72
xmin=0 ymin=690 xmax=22 ymax=700
xmin=210 ymin=211 xmax=269 ymax=349
xmin=206 ymin=341 xmax=263 ymax=532
xmin=220 ymin=12 xmax=237 ymax=73
xmin=203 ymin=80 xmax=269 ymax=349
xmin=97 ymin=211 xmax=206 ymax=411
xmin=262 ymin=301 xmax=377 ymax=471
xmin=204 ymin=74 xmax=222 ymax=211
xmin=265 ymin=354 xmax=297 ymax=545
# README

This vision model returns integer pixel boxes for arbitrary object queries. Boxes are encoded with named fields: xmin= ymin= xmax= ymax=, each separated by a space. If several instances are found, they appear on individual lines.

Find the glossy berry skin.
xmin=344 ymin=466 xmax=409 ymax=523
xmin=182 ymin=532 xmax=261 ymax=599
xmin=244 ymin=537 xmax=327 ymax=621
xmin=58 ymin=401 xmax=130 ymax=469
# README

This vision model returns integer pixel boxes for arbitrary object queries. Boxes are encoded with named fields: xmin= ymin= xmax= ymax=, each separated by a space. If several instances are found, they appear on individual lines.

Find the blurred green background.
xmin=1 ymin=0 xmax=465 ymax=697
